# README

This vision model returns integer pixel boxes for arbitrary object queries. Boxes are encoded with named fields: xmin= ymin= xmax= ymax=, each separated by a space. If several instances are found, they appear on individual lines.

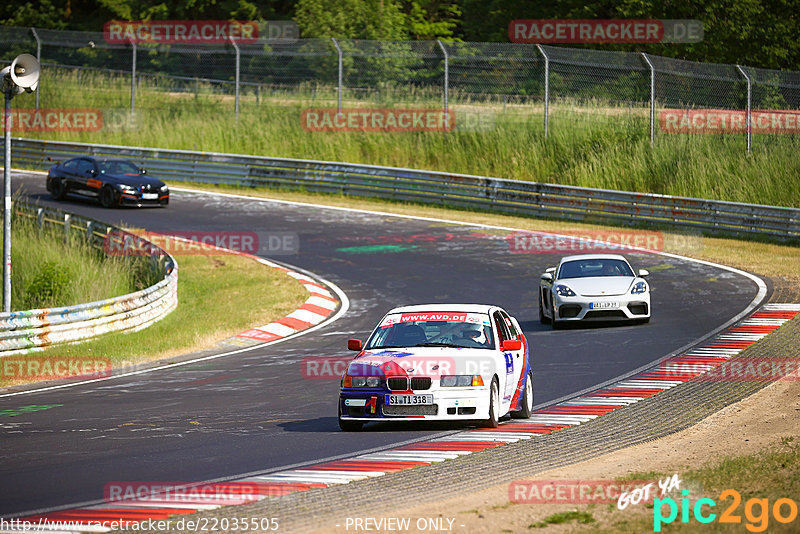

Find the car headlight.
xmin=440 ymin=375 xmax=484 ymax=387
xmin=160 ymin=185 xmax=169 ymax=192
xmin=555 ymin=284 xmax=576 ymax=297
xmin=342 ymin=375 xmax=382 ymax=388
xmin=631 ymin=281 xmax=648 ymax=294
xmin=119 ymin=185 xmax=137 ymax=194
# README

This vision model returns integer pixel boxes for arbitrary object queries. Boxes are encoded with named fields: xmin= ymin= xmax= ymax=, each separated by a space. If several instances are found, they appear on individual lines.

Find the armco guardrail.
xmin=1 ymin=202 xmax=178 ymax=355
xmin=8 ymin=138 xmax=800 ymax=240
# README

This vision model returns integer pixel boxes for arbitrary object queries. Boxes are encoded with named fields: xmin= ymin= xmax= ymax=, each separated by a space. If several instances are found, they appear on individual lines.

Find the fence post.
xmin=436 ymin=40 xmax=449 ymax=114
xmin=735 ymin=65 xmax=752 ymax=154
xmin=229 ymin=35 xmax=240 ymax=119
xmin=30 ymin=27 xmax=41 ymax=110
xmin=535 ymin=44 xmax=549 ymax=138
xmin=641 ymin=52 xmax=655 ymax=146
xmin=331 ymin=38 xmax=343 ymax=113
xmin=129 ymin=38 xmax=136 ymax=117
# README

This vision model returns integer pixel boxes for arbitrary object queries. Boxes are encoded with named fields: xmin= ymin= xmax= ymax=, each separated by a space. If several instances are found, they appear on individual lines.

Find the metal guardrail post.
xmin=64 ymin=213 xmax=71 ymax=244
xmin=641 ymin=52 xmax=656 ymax=146
xmin=229 ymin=35 xmax=240 ymax=120
xmin=331 ymin=38 xmax=343 ymax=113
xmin=129 ymin=38 xmax=137 ymax=117
xmin=436 ymin=40 xmax=449 ymax=114
xmin=2 ymin=90 xmax=10 ymax=313
xmin=735 ymin=65 xmax=752 ymax=154
xmin=30 ymin=27 xmax=40 ymax=110
xmin=536 ymin=45 xmax=549 ymax=138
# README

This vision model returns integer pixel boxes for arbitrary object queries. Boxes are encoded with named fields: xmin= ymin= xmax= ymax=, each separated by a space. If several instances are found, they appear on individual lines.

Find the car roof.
xmin=385 ymin=303 xmax=497 ymax=315
xmin=68 ymin=157 xmax=134 ymax=163
xmin=560 ymin=253 xmax=629 ymax=262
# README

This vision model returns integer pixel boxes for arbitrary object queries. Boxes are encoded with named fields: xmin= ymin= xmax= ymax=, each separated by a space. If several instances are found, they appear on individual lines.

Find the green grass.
xmin=529 ymin=510 xmax=596 ymax=528
xmin=8 ymin=210 xmax=152 ymax=310
xmin=12 ymin=69 xmax=800 ymax=208
xmin=1 ymin=251 xmax=309 ymax=387
xmin=554 ymin=438 xmax=800 ymax=532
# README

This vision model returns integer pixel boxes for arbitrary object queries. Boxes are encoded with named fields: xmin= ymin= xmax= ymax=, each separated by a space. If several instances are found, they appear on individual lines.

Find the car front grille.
xmin=382 ymin=404 xmax=438 ymax=416
xmin=387 ymin=377 xmax=408 ymax=391
xmin=585 ymin=310 xmax=627 ymax=319
xmin=559 ymin=305 xmax=582 ymax=319
xmin=628 ymin=303 xmax=649 ymax=315
xmin=410 ymin=377 xmax=431 ymax=390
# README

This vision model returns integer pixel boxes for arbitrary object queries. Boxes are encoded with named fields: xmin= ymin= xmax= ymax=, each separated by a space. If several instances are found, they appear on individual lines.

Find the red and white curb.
xmin=234 ymin=259 xmax=340 ymax=344
xmin=7 ymin=304 xmax=797 ymax=533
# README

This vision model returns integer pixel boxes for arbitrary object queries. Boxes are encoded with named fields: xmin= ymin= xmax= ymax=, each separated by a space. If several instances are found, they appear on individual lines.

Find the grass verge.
xmin=576 ymin=438 xmax=800 ymax=533
xmin=14 ymin=69 xmax=800 ymax=207
xmin=9 ymin=209 xmax=152 ymax=310
xmin=0 ymin=251 xmax=309 ymax=389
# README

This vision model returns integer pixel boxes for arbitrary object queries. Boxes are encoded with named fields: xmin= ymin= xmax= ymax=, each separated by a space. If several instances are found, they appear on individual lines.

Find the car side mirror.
xmin=638 ymin=269 xmax=650 ymax=277
xmin=501 ymin=339 xmax=521 ymax=351
xmin=347 ymin=339 xmax=363 ymax=351
xmin=541 ymin=272 xmax=553 ymax=282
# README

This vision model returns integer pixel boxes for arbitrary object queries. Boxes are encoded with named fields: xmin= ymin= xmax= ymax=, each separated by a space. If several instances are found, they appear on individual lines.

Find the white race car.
xmin=539 ymin=254 xmax=650 ymax=328
xmin=338 ymin=304 xmax=533 ymax=431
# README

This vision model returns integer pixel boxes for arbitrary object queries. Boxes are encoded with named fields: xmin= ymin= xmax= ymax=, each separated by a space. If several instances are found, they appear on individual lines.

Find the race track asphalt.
xmin=0 ymin=173 xmax=761 ymax=516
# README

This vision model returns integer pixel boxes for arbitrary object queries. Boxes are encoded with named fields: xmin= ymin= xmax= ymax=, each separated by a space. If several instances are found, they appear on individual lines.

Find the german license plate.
xmin=590 ymin=301 xmax=619 ymax=309
xmin=142 ymin=193 xmax=158 ymax=200
xmin=385 ymin=394 xmax=433 ymax=405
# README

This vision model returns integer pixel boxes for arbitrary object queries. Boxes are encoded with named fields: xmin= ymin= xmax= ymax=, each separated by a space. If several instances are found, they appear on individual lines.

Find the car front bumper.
xmin=552 ymin=292 xmax=650 ymax=321
xmin=339 ymin=386 xmax=491 ymax=422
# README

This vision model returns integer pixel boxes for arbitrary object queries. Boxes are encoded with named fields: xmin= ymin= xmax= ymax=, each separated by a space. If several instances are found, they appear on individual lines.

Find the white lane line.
xmin=614 ymin=380 xmax=683 ymax=388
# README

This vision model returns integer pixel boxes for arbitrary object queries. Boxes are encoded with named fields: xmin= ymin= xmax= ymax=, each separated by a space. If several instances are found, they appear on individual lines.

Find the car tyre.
xmin=538 ymin=293 xmax=550 ymax=324
xmin=100 ymin=186 xmax=118 ymax=209
xmin=480 ymin=378 xmax=500 ymax=428
xmin=49 ymin=178 xmax=67 ymax=200
xmin=338 ymin=403 xmax=363 ymax=432
xmin=511 ymin=371 xmax=534 ymax=419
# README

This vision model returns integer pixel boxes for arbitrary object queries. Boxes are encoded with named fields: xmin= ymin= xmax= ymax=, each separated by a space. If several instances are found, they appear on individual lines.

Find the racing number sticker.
xmin=505 ymin=353 xmax=514 ymax=374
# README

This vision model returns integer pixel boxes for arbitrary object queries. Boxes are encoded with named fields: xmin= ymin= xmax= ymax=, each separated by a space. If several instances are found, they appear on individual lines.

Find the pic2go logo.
xmin=654 ymin=489 xmax=800 ymax=532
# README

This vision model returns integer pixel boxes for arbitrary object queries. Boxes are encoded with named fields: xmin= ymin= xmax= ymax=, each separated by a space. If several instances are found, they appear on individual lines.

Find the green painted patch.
xmin=336 ymin=244 xmax=419 ymax=254
xmin=645 ymin=263 xmax=676 ymax=271
xmin=0 ymin=404 xmax=64 ymax=418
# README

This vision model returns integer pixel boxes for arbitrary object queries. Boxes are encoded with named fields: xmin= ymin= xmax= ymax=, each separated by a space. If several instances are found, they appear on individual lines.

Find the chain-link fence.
xmin=2 ymin=25 xmax=799 ymax=151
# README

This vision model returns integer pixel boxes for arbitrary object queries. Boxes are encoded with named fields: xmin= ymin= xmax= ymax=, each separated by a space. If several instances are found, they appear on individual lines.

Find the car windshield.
xmin=559 ymin=258 xmax=634 ymax=278
xmin=365 ymin=312 xmax=495 ymax=350
xmin=97 ymin=161 xmax=140 ymax=175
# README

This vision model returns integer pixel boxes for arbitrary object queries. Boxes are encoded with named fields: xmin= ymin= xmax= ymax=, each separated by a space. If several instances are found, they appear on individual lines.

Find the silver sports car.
xmin=539 ymin=254 xmax=650 ymax=328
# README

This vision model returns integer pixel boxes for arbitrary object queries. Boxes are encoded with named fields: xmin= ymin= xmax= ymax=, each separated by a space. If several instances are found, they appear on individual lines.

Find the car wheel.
xmin=100 ymin=186 xmax=118 ymax=209
xmin=338 ymin=403 xmax=363 ymax=432
xmin=538 ymin=292 xmax=550 ymax=324
xmin=49 ymin=178 xmax=67 ymax=200
xmin=511 ymin=371 xmax=533 ymax=419
xmin=480 ymin=378 xmax=500 ymax=428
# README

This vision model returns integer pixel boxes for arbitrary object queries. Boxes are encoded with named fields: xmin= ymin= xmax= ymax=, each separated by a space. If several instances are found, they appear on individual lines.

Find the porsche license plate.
xmin=590 ymin=301 xmax=619 ymax=309
xmin=385 ymin=394 xmax=433 ymax=405
xmin=142 ymin=193 xmax=159 ymax=200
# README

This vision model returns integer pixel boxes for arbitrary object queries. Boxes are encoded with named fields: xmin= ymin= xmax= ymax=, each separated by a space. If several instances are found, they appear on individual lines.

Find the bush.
xmin=24 ymin=261 xmax=71 ymax=308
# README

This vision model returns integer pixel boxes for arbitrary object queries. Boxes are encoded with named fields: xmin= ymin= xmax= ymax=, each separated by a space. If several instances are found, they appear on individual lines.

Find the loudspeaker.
xmin=10 ymin=54 xmax=39 ymax=92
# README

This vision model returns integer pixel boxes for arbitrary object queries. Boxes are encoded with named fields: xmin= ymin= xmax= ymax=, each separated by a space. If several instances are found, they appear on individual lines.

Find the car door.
xmin=493 ymin=310 xmax=522 ymax=406
xmin=74 ymin=158 xmax=101 ymax=194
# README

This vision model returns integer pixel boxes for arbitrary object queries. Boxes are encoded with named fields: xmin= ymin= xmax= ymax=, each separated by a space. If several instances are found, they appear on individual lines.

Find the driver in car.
xmin=459 ymin=325 xmax=488 ymax=348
